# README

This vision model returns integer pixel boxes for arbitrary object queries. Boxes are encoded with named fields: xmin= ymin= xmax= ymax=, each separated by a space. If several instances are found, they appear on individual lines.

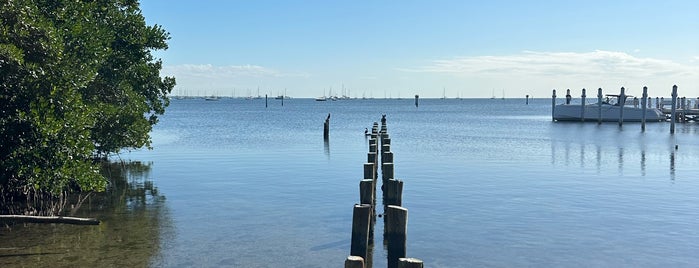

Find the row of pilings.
xmin=553 ymin=85 xmax=689 ymax=133
xmin=345 ymin=117 xmax=423 ymax=268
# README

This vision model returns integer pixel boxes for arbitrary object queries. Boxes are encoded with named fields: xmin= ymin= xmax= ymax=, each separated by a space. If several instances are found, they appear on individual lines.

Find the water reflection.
xmin=549 ymin=139 xmax=681 ymax=179
xmin=0 ymin=161 xmax=169 ymax=267
xmin=324 ymin=136 xmax=330 ymax=158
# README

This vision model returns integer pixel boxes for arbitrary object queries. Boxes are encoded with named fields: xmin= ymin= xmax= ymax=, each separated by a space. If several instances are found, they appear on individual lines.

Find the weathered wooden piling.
xmin=671 ymin=85 xmax=677 ymax=134
xmin=350 ymin=204 xmax=372 ymax=260
xmin=385 ymin=205 xmax=408 ymax=268
xmin=345 ymin=256 xmax=365 ymax=268
xmin=565 ymin=89 xmax=571 ymax=104
xmin=580 ymin=88 xmax=586 ymax=122
xmin=360 ymin=179 xmax=374 ymax=205
xmin=384 ymin=179 xmax=403 ymax=206
xmin=414 ymin=94 xmax=419 ymax=107
xmin=265 ymin=94 xmax=268 ymax=108
xmin=367 ymin=152 xmax=377 ymax=167
xmin=324 ymin=113 xmax=330 ymax=139
xmin=398 ymin=258 xmax=424 ymax=268
xmin=382 ymin=163 xmax=394 ymax=182
xmin=369 ymin=138 xmax=377 ymax=152
xmin=382 ymin=144 xmax=391 ymax=154
xmin=526 ymin=94 xmax=529 ymax=105
xmin=641 ymin=86 xmax=648 ymax=131
xmin=382 ymin=151 xmax=394 ymax=165
xmin=364 ymin=163 xmax=375 ymax=181
xmin=551 ymin=89 xmax=556 ymax=121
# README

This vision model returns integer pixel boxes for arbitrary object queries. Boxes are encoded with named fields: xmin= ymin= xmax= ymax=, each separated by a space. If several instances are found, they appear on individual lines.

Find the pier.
xmin=345 ymin=116 xmax=424 ymax=268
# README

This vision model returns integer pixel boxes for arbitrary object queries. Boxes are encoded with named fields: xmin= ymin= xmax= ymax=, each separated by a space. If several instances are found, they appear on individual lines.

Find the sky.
xmin=140 ymin=0 xmax=699 ymax=98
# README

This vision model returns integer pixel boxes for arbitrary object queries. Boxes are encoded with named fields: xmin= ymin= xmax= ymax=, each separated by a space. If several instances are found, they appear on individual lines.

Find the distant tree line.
xmin=0 ymin=0 xmax=175 ymax=215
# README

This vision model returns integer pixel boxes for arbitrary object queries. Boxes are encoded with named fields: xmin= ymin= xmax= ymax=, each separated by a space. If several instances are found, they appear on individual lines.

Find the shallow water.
xmin=3 ymin=98 xmax=699 ymax=267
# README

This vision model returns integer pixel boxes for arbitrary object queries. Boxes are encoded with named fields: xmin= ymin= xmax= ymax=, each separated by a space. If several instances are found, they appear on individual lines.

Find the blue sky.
xmin=141 ymin=0 xmax=699 ymax=98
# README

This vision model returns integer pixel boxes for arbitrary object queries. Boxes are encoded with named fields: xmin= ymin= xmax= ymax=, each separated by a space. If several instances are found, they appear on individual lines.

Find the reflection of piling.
xmin=350 ymin=204 xmax=371 ymax=260
xmin=385 ymin=205 xmax=408 ymax=268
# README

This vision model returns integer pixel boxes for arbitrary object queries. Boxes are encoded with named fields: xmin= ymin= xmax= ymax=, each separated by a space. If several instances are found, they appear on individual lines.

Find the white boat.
xmin=553 ymin=94 xmax=665 ymax=122
xmin=315 ymin=96 xmax=327 ymax=101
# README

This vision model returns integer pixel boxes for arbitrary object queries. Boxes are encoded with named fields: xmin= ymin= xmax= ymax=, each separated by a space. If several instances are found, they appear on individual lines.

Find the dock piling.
xmin=597 ymin=88 xmax=603 ymax=124
xmin=671 ymin=85 xmax=677 ymax=134
xmin=619 ymin=87 xmax=625 ymax=126
xmin=642 ymin=86 xmax=648 ymax=131
xmin=551 ymin=89 xmax=557 ymax=121
xmin=398 ymin=258 xmax=424 ymax=268
xmin=384 ymin=179 xmax=404 ymax=206
xmin=580 ymin=88 xmax=586 ymax=122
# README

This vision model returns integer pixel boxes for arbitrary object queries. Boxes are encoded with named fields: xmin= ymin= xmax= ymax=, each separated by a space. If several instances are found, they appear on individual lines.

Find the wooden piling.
xmin=551 ymin=89 xmax=556 ymax=121
xmin=580 ymin=88 xmax=586 ymax=122
xmin=350 ymin=204 xmax=372 ymax=260
xmin=382 ymin=163 xmax=394 ymax=182
xmin=382 ymin=151 xmax=394 ymax=164
xmin=565 ymin=88 xmax=571 ymax=104
xmin=641 ymin=86 xmax=648 ymax=131
xmin=384 ymin=179 xmax=403 ymax=206
xmin=385 ymin=205 xmax=408 ymax=268
xmin=364 ymin=163 xmax=375 ymax=181
xmin=360 ymin=179 xmax=374 ymax=205
xmin=414 ymin=94 xmax=419 ymax=107
xmin=367 ymin=152 xmax=377 ymax=166
xmin=382 ymin=144 xmax=391 ymax=154
xmin=345 ymin=256 xmax=365 ymax=268
xmin=398 ymin=258 xmax=424 ymax=268
xmin=671 ymin=85 xmax=677 ymax=134
xmin=265 ymin=94 xmax=268 ymax=108
xmin=369 ymin=138 xmax=377 ymax=152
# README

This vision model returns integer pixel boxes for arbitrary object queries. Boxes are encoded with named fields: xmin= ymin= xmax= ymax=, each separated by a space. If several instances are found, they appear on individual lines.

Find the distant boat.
xmin=315 ymin=96 xmax=327 ymax=101
xmin=205 ymin=96 xmax=220 ymax=101
xmin=553 ymin=94 xmax=665 ymax=122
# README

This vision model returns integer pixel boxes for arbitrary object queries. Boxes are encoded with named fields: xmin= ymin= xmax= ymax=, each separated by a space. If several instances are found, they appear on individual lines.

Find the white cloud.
xmin=405 ymin=50 xmax=696 ymax=78
xmin=400 ymin=50 xmax=699 ymax=97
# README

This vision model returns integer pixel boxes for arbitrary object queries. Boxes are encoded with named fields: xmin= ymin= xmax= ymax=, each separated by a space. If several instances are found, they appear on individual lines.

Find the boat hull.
xmin=553 ymin=104 xmax=665 ymax=122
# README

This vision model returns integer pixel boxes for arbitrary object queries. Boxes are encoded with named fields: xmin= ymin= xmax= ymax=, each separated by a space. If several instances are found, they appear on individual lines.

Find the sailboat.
xmin=490 ymin=89 xmax=496 ymax=99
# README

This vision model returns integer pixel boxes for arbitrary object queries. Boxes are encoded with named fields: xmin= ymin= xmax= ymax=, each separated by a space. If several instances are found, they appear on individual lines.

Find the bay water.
xmin=2 ymin=98 xmax=699 ymax=267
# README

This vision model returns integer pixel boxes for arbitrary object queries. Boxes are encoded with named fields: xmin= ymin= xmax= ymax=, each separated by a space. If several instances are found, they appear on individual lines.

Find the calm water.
xmin=3 ymin=98 xmax=699 ymax=267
